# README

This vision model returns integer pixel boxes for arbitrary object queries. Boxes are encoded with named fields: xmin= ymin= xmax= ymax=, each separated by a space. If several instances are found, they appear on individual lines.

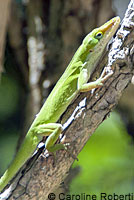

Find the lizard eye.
xmin=95 ymin=32 xmax=103 ymax=40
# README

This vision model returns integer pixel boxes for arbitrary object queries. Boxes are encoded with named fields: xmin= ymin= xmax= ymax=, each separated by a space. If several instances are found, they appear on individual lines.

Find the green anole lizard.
xmin=0 ymin=16 xmax=120 ymax=193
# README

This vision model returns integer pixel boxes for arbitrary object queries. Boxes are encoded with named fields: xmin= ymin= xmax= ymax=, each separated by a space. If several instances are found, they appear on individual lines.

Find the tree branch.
xmin=1 ymin=0 xmax=134 ymax=199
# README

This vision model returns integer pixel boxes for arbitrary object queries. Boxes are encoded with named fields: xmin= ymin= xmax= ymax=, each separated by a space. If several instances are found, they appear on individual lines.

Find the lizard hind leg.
xmin=36 ymin=123 xmax=66 ymax=153
xmin=36 ymin=123 xmax=77 ymax=161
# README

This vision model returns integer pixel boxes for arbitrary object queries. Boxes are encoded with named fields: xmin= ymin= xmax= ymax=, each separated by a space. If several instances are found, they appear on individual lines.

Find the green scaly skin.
xmin=0 ymin=16 xmax=120 ymax=193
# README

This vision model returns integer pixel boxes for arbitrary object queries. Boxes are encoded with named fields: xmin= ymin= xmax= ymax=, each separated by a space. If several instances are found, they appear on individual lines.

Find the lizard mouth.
xmin=100 ymin=16 xmax=120 ymax=39
xmin=100 ymin=16 xmax=120 ymax=34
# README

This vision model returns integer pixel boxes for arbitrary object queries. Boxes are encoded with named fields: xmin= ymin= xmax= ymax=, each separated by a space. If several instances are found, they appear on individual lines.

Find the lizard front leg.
xmin=78 ymin=66 xmax=113 ymax=92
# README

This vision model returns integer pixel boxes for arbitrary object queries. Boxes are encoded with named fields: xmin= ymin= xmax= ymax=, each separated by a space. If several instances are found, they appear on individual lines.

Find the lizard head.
xmin=83 ymin=16 xmax=120 ymax=50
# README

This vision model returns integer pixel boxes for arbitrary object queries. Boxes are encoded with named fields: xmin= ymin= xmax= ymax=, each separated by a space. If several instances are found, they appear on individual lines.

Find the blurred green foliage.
xmin=0 ymin=74 xmax=19 ymax=175
xmin=70 ymin=112 xmax=134 ymax=194
xmin=0 ymin=74 xmax=19 ymax=120
xmin=0 ymin=129 xmax=19 ymax=175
